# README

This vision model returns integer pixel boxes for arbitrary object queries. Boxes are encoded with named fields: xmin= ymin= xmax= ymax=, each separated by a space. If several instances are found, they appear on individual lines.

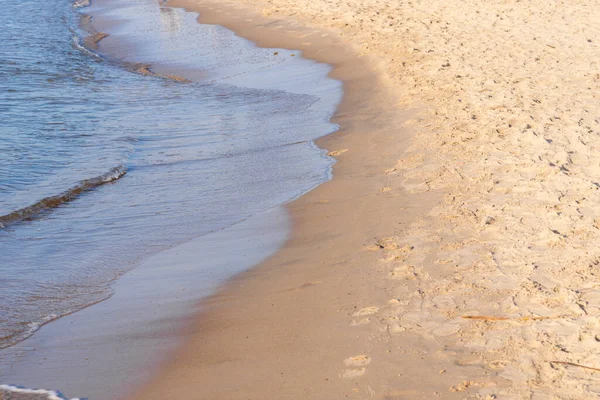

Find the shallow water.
xmin=0 ymin=0 xmax=340 ymax=395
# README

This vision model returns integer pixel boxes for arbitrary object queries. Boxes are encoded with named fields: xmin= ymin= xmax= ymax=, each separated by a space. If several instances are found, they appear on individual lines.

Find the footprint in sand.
xmin=339 ymin=368 xmax=366 ymax=379
xmin=387 ymin=322 xmax=406 ymax=334
xmin=353 ymin=306 xmax=379 ymax=317
xmin=431 ymin=322 xmax=461 ymax=337
xmin=339 ymin=358 xmax=370 ymax=381
xmin=344 ymin=355 xmax=371 ymax=367
xmin=485 ymin=360 xmax=508 ymax=371
xmin=390 ymin=265 xmax=417 ymax=280
xmin=350 ymin=306 xmax=378 ymax=326
xmin=349 ymin=317 xmax=371 ymax=326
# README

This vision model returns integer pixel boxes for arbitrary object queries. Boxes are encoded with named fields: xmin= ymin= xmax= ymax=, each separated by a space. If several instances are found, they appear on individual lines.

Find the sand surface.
xmin=128 ymin=0 xmax=600 ymax=398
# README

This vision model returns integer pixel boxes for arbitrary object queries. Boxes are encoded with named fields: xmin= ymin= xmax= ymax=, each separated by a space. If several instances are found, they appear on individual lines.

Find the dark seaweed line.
xmin=0 ymin=166 xmax=126 ymax=229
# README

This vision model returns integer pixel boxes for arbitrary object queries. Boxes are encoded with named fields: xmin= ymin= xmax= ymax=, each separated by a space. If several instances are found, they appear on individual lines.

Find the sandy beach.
xmin=121 ymin=0 xmax=600 ymax=399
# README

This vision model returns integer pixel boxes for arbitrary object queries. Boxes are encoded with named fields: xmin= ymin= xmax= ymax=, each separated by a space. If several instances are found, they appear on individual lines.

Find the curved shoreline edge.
xmin=127 ymin=0 xmax=600 ymax=398
xmin=2 ymin=1 xmax=344 ymax=399
xmin=123 ymin=1 xmax=454 ymax=399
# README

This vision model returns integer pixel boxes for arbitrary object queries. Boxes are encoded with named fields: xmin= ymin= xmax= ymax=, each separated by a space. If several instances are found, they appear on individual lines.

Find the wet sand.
xmin=128 ymin=0 xmax=600 ymax=399
xmin=0 ymin=208 xmax=289 ymax=400
xmin=125 ymin=1 xmax=461 ymax=399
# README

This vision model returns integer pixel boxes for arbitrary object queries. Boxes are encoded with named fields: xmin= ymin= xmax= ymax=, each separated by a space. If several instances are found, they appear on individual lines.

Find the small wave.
xmin=0 ymin=166 xmax=126 ymax=229
xmin=22 ymin=313 xmax=60 ymax=341
xmin=0 ymin=313 xmax=61 ymax=351
xmin=0 ymin=385 xmax=80 ymax=400
xmin=70 ymin=33 xmax=102 ymax=59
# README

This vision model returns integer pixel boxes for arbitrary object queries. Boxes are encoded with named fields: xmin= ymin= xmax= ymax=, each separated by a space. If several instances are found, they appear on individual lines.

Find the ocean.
xmin=0 ymin=0 xmax=341 ymax=397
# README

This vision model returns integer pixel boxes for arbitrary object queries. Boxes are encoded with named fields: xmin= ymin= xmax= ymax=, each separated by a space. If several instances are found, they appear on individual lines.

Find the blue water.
xmin=0 ymin=0 xmax=340 ymax=366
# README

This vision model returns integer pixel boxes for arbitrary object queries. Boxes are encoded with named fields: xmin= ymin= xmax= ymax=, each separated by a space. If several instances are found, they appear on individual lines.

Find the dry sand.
xmin=128 ymin=0 xmax=600 ymax=399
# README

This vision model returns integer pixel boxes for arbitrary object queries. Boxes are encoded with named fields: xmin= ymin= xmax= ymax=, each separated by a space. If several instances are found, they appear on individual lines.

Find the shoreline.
xmin=6 ymin=0 xmax=598 ymax=396
xmin=125 ymin=1 xmax=459 ymax=399
xmin=128 ymin=0 xmax=600 ymax=398
xmin=1 ymin=1 xmax=345 ymax=399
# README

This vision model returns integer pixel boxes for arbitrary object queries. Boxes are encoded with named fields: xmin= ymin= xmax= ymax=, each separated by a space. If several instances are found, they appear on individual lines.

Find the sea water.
xmin=0 ymin=0 xmax=341 ymax=397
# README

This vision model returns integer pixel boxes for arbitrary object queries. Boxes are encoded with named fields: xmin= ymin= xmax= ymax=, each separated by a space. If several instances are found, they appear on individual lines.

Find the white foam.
xmin=0 ymin=384 xmax=80 ymax=400
xmin=24 ymin=313 xmax=60 ymax=339
xmin=72 ymin=0 xmax=90 ymax=9
xmin=71 ymin=34 xmax=102 ymax=59
xmin=100 ymin=167 xmax=127 ymax=183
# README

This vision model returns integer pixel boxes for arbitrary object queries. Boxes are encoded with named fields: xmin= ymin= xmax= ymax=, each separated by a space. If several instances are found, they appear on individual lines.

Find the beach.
xmin=127 ymin=0 xmax=600 ymax=399
xmin=3 ymin=0 xmax=600 ymax=398
xmin=1 ymin=0 xmax=342 ymax=398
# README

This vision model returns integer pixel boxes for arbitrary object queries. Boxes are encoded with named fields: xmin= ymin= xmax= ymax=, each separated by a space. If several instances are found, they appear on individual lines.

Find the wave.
xmin=70 ymin=29 xmax=103 ymax=59
xmin=0 ymin=313 xmax=61 ymax=351
xmin=0 ymin=166 xmax=126 ymax=229
xmin=0 ymin=385 xmax=80 ymax=400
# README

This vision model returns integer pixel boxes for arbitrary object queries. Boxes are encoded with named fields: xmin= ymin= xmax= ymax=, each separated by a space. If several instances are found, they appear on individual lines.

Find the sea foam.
xmin=0 ymin=385 xmax=80 ymax=400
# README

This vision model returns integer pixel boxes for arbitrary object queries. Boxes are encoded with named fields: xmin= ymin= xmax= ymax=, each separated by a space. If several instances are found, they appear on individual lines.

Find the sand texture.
xmin=130 ymin=0 xmax=600 ymax=398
